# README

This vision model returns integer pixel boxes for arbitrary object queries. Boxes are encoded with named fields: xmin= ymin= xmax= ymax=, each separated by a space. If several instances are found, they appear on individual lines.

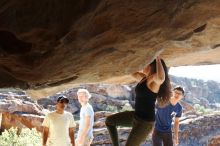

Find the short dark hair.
xmin=57 ymin=95 xmax=69 ymax=103
xmin=174 ymin=86 xmax=184 ymax=95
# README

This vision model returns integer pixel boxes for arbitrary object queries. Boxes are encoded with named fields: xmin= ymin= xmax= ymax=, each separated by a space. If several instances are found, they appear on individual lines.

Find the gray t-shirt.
xmin=78 ymin=103 xmax=94 ymax=138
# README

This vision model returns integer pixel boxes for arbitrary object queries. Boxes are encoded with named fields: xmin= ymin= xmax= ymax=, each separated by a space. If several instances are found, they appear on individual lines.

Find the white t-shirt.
xmin=42 ymin=111 xmax=76 ymax=146
xmin=78 ymin=103 xmax=94 ymax=139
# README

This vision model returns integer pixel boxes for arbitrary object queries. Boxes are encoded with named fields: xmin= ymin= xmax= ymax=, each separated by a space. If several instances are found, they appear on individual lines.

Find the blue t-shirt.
xmin=78 ymin=103 xmax=94 ymax=138
xmin=155 ymin=102 xmax=182 ymax=132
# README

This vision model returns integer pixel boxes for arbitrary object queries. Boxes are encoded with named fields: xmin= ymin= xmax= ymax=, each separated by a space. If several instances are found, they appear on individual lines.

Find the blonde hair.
xmin=77 ymin=89 xmax=92 ymax=99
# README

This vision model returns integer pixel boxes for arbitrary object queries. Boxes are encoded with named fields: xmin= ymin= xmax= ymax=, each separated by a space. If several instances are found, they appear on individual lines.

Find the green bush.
xmin=105 ymin=105 xmax=118 ymax=112
xmin=0 ymin=127 xmax=41 ymax=146
xmin=193 ymin=104 xmax=214 ymax=114
xmin=120 ymin=103 xmax=133 ymax=112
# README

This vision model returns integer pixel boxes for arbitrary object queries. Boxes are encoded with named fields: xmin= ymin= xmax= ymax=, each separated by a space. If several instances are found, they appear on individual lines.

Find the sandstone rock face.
xmin=0 ymin=92 xmax=45 ymax=132
xmin=43 ymin=84 xmax=133 ymax=113
xmin=0 ymin=92 xmax=44 ymax=115
xmin=1 ymin=0 xmax=220 ymax=88
xmin=179 ymin=114 xmax=220 ymax=146
xmin=1 ymin=112 xmax=44 ymax=132
xmin=208 ymin=135 xmax=220 ymax=146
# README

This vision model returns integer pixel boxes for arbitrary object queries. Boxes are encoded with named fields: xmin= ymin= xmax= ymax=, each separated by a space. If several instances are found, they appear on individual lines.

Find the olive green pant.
xmin=105 ymin=111 xmax=154 ymax=146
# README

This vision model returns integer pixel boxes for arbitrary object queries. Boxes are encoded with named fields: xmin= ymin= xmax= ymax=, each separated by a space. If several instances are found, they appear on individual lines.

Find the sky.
xmin=168 ymin=64 xmax=220 ymax=83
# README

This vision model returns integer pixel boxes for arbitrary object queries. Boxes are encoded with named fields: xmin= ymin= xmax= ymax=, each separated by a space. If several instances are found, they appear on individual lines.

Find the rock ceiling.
xmin=1 ymin=0 xmax=220 ymax=91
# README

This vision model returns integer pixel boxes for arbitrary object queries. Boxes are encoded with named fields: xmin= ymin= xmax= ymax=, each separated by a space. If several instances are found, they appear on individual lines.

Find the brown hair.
xmin=149 ymin=59 xmax=172 ymax=106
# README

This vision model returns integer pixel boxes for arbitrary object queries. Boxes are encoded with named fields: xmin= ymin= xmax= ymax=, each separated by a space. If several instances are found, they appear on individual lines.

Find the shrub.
xmin=0 ymin=127 xmax=41 ymax=146
xmin=120 ymin=103 xmax=133 ymax=112
xmin=193 ymin=104 xmax=214 ymax=114
xmin=105 ymin=105 xmax=118 ymax=112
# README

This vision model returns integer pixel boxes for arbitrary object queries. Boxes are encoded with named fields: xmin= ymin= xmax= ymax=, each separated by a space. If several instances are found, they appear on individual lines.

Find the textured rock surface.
xmin=179 ymin=114 xmax=220 ymax=146
xmin=0 ymin=92 xmax=44 ymax=132
xmin=0 ymin=92 xmax=44 ymax=115
xmin=1 ymin=0 xmax=220 ymax=88
xmin=208 ymin=135 xmax=220 ymax=146
xmin=1 ymin=112 xmax=44 ymax=132
xmin=41 ymin=83 xmax=134 ymax=113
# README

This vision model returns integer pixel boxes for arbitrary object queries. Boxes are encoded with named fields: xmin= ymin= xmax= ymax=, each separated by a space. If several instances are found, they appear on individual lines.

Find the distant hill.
xmin=170 ymin=75 xmax=220 ymax=108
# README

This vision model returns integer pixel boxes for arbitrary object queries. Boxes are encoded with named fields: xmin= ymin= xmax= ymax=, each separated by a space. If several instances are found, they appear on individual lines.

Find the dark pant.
xmin=105 ymin=111 xmax=154 ymax=146
xmin=152 ymin=129 xmax=173 ymax=146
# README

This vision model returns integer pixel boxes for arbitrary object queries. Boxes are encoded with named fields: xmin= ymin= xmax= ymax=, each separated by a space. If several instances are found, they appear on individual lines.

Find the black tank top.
xmin=134 ymin=78 xmax=157 ymax=121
